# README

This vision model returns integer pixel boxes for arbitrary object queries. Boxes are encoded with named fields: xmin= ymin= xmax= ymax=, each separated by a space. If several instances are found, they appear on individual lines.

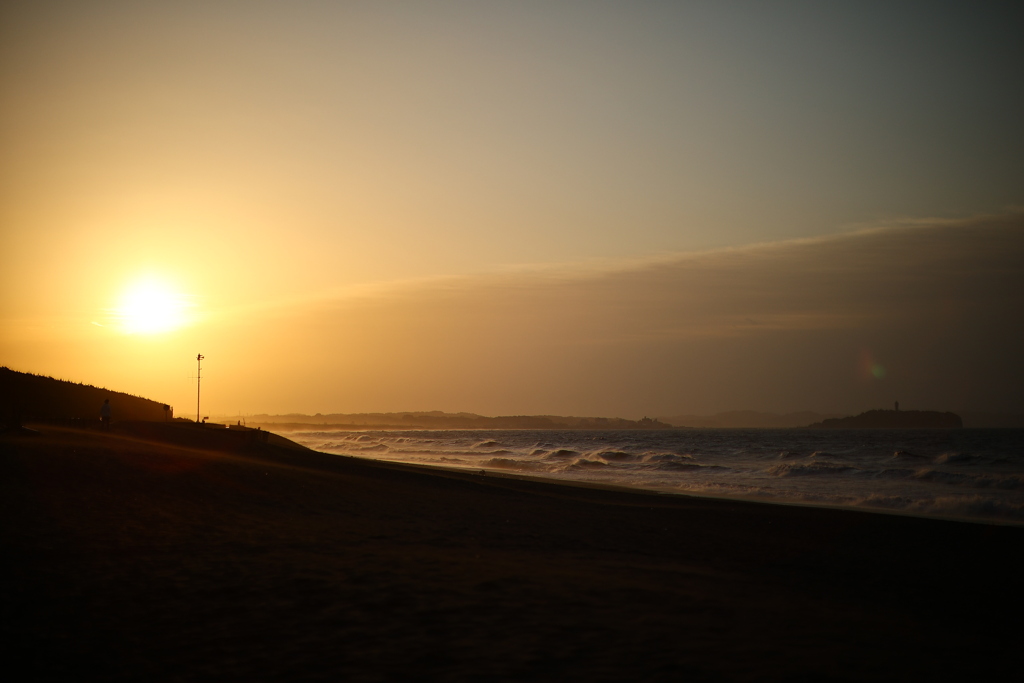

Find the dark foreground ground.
xmin=2 ymin=423 xmax=1021 ymax=681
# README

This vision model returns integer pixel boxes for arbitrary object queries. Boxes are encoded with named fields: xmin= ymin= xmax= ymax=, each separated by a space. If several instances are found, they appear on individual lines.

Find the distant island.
xmin=807 ymin=409 xmax=962 ymax=429
xmin=662 ymin=409 xmax=1022 ymax=429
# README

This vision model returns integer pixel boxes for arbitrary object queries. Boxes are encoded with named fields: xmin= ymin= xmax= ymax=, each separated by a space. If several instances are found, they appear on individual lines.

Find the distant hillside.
xmin=242 ymin=411 xmax=672 ymax=431
xmin=808 ymin=410 xmax=962 ymax=429
xmin=659 ymin=411 xmax=844 ymax=428
xmin=1 ymin=367 xmax=171 ymax=424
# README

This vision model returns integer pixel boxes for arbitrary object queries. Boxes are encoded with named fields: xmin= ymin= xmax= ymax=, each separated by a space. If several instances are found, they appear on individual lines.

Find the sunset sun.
xmin=113 ymin=278 xmax=192 ymax=334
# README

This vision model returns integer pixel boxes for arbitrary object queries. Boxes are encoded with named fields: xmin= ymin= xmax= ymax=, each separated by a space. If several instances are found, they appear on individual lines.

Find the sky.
xmin=1 ymin=1 xmax=1022 ymax=418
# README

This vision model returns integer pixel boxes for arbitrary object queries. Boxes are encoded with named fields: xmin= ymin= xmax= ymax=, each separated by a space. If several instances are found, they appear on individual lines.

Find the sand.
xmin=2 ymin=422 xmax=1020 ymax=681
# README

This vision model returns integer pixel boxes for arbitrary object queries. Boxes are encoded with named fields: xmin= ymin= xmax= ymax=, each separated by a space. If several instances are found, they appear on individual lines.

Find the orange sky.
xmin=2 ymin=2 xmax=1023 ymax=417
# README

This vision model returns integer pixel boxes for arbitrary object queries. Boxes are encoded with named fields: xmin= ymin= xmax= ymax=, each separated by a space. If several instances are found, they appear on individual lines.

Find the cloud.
xmin=215 ymin=212 xmax=1021 ymax=416
xmin=310 ymin=210 xmax=1023 ymax=338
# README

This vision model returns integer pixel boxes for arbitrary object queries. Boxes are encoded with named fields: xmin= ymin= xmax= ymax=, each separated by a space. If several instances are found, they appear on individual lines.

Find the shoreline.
xmin=255 ymin=423 xmax=1024 ymax=431
xmin=352 ymin=455 xmax=1024 ymax=528
xmin=3 ymin=422 xmax=1021 ymax=680
xmin=277 ymin=426 xmax=1024 ymax=528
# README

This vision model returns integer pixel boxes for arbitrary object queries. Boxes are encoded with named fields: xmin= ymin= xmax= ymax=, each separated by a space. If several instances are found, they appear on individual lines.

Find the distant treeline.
xmin=245 ymin=411 xmax=672 ymax=431
xmin=1 ymin=367 xmax=171 ymax=424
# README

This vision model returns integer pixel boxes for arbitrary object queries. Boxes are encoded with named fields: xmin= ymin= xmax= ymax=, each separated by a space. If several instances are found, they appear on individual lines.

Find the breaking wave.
xmin=352 ymin=443 xmax=388 ymax=452
xmin=545 ymin=449 xmax=580 ymax=460
xmin=284 ymin=427 xmax=1024 ymax=525
xmin=769 ymin=462 xmax=855 ymax=477
xmin=568 ymin=458 xmax=607 ymax=470
xmin=596 ymin=450 xmax=638 ymax=462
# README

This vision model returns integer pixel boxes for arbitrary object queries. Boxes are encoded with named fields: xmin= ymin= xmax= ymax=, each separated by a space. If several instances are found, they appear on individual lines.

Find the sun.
xmin=114 ymin=277 xmax=192 ymax=334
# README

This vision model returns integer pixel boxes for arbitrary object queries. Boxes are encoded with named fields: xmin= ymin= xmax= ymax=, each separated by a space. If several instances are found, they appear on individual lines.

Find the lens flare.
xmin=858 ymin=349 xmax=887 ymax=381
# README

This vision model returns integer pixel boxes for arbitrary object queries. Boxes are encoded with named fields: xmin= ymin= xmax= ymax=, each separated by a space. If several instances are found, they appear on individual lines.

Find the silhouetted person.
xmin=100 ymin=399 xmax=111 ymax=431
xmin=895 ymin=401 xmax=899 ymax=412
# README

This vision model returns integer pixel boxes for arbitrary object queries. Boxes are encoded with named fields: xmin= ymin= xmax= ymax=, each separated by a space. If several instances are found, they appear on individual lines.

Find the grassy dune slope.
xmin=1 ymin=367 xmax=170 ymax=423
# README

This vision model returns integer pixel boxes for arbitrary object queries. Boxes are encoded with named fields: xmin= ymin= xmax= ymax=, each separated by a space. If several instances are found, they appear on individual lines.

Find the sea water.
xmin=284 ymin=428 xmax=1024 ymax=525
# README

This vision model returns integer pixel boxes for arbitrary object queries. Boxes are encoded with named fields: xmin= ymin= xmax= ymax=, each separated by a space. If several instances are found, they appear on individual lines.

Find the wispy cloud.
xmin=300 ymin=211 xmax=1023 ymax=339
xmin=202 ymin=212 xmax=1021 ymax=416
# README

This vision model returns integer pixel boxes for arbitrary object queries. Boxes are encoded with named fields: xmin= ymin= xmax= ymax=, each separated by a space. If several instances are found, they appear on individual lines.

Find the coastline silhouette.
xmin=808 ymin=408 xmax=962 ymax=429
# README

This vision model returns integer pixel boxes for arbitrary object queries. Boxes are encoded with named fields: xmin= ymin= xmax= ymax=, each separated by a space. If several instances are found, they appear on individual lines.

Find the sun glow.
xmin=113 ymin=277 xmax=193 ymax=334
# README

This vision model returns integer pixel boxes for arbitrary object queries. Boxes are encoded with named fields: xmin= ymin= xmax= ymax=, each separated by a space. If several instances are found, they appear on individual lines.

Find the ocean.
xmin=284 ymin=428 xmax=1024 ymax=525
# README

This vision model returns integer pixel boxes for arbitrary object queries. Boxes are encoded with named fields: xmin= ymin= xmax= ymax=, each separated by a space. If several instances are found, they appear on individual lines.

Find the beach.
xmin=2 ymin=423 xmax=1021 ymax=681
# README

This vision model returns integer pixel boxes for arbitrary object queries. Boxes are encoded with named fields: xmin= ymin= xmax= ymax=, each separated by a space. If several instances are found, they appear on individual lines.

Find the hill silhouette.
xmin=659 ymin=410 xmax=844 ymax=428
xmin=808 ymin=409 xmax=962 ymax=429
xmin=244 ymin=411 xmax=672 ymax=431
xmin=1 ymin=367 xmax=171 ymax=425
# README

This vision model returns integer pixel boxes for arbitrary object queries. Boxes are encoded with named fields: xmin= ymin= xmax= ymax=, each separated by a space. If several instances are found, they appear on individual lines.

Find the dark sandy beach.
xmin=2 ymin=423 xmax=1020 ymax=681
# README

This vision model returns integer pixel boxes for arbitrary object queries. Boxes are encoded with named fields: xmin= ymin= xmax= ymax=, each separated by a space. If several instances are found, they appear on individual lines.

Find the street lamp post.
xmin=196 ymin=354 xmax=204 ymax=423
